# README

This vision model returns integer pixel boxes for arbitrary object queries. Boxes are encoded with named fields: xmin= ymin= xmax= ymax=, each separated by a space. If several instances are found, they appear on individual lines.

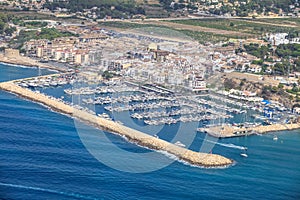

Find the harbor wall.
xmin=0 ymin=81 xmax=233 ymax=168
xmin=203 ymin=123 xmax=300 ymax=138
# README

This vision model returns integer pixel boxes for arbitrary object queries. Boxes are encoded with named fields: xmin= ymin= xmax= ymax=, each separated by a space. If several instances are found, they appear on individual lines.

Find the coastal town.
xmin=1 ymin=1 xmax=300 ymax=200
xmin=1 ymin=0 xmax=299 ymax=18
xmin=1 ymin=15 xmax=300 ymax=108
xmin=1 ymin=1 xmax=300 ymax=167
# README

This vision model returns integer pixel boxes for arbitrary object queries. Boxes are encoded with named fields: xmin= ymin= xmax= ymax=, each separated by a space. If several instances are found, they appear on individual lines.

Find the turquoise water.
xmin=0 ymin=63 xmax=300 ymax=199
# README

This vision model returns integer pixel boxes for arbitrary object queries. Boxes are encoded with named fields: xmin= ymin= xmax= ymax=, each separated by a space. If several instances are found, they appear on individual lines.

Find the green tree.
xmin=292 ymin=86 xmax=299 ymax=93
xmin=0 ymin=21 xmax=5 ymax=34
xmin=4 ymin=26 xmax=16 ymax=36
xmin=278 ymin=83 xmax=284 ymax=89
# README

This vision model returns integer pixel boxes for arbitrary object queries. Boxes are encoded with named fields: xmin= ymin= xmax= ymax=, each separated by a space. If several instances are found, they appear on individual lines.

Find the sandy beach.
xmin=0 ymin=80 xmax=233 ymax=168
xmin=0 ymin=53 xmax=67 ymax=72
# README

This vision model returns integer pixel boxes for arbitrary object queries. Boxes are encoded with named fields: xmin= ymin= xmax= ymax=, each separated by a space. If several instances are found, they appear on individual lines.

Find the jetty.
xmin=200 ymin=123 xmax=300 ymax=138
xmin=0 ymin=80 xmax=233 ymax=168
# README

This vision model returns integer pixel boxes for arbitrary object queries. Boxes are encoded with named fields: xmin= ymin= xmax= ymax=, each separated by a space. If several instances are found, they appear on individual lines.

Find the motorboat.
xmin=240 ymin=148 xmax=248 ymax=157
xmin=240 ymin=153 xmax=248 ymax=157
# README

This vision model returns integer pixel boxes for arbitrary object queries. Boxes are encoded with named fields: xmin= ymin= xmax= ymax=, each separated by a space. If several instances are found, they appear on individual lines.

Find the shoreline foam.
xmin=0 ymin=80 xmax=233 ymax=168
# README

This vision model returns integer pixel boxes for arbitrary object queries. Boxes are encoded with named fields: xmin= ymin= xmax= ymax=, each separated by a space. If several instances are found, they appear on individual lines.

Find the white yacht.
xmin=240 ymin=153 xmax=248 ymax=158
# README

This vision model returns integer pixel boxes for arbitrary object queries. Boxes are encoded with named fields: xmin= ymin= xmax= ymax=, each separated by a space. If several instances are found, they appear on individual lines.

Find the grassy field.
xmin=98 ymin=21 xmax=162 ymax=29
xmin=99 ymin=18 xmax=300 ymax=44
xmin=98 ymin=21 xmax=238 ymax=43
xmin=0 ymin=10 xmax=88 ymax=24
xmin=180 ymin=30 xmax=240 ymax=44
xmin=1 ymin=10 xmax=56 ymax=20
xmin=169 ymin=18 xmax=298 ymax=36
xmin=252 ymin=17 xmax=300 ymax=26
xmin=6 ymin=10 xmax=297 ymax=44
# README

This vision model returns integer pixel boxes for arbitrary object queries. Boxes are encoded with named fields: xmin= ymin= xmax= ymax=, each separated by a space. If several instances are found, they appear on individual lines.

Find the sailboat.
xmin=240 ymin=108 xmax=248 ymax=157
xmin=273 ymin=135 xmax=278 ymax=141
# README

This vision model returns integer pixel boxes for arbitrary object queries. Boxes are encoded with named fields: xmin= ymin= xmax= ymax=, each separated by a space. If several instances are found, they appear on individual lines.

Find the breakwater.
xmin=0 ymin=80 xmax=233 ymax=168
xmin=201 ymin=123 xmax=300 ymax=138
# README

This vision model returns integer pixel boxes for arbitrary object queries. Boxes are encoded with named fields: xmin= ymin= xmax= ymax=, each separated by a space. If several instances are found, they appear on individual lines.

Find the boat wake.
xmin=205 ymin=139 xmax=247 ymax=150
xmin=0 ymin=182 xmax=98 ymax=200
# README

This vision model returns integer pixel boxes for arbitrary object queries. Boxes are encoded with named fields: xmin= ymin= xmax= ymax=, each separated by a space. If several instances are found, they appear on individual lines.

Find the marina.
xmin=0 ymin=79 xmax=234 ymax=167
xmin=12 ymin=73 xmax=300 ymax=136
xmin=14 ymin=73 xmax=77 ymax=88
xmin=1 ymin=3 xmax=300 ymax=198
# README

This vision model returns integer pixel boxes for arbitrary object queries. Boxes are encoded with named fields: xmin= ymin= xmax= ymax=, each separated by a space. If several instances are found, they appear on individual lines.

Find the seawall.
xmin=201 ymin=123 xmax=300 ymax=138
xmin=0 ymin=81 xmax=233 ymax=168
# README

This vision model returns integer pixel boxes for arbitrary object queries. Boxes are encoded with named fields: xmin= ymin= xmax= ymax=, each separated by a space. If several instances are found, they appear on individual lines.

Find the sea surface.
xmin=1 ymin=63 xmax=300 ymax=199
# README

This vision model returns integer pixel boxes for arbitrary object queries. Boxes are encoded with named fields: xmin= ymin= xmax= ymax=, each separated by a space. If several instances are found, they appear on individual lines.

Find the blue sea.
xmin=1 ymin=63 xmax=300 ymax=199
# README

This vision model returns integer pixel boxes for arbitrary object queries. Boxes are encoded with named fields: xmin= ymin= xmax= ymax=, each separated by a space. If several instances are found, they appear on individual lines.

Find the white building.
xmin=267 ymin=33 xmax=289 ymax=46
xmin=248 ymin=65 xmax=262 ymax=73
xmin=188 ymin=74 xmax=207 ymax=92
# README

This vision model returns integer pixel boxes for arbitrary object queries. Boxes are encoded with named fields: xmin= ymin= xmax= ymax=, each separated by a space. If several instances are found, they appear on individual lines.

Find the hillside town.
xmin=0 ymin=0 xmax=299 ymax=18
xmin=20 ymin=28 xmax=210 ymax=92
xmin=2 ymin=0 xmax=300 ymax=199
xmin=0 ymin=0 xmax=299 ymax=110
xmin=0 ymin=12 xmax=300 ymax=106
